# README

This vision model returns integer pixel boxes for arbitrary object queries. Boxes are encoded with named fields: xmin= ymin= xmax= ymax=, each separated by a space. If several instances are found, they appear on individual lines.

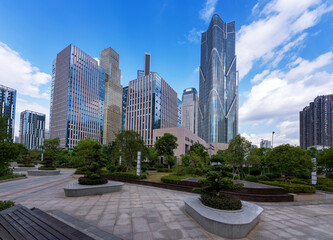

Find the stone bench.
xmin=13 ymin=167 xmax=37 ymax=172
xmin=64 ymin=181 xmax=124 ymax=197
xmin=184 ymin=196 xmax=263 ymax=239
xmin=27 ymin=170 xmax=61 ymax=176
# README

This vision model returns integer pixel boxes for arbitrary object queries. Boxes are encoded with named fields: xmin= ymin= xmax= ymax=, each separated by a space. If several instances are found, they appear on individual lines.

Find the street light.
xmin=271 ymin=131 xmax=275 ymax=148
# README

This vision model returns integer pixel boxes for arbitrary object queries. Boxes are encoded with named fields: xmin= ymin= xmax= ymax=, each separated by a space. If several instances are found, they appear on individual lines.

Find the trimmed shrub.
xmin=161 ymin=175 xmax=183 ymax=184
xmin=260 ymin=181 xmax=316 ymax=193
xmin=200 ymin=193 xmax=242 ymax=210
xmin=74 ymin=169 xmax=87 ymax=175
xmin=245 ymin=175 xmax=258 ymax=182
xmin=325 ymin=172 xmax=333 ymax=179
xmin=157 ymin=168 xmax=173 ymax=173
xmin=154 ymin=163 xmax=165 ymax=169
xmin=17 ymin=164 xmax=35 ymax=167
xmin=38 ymin=166 xmax=56 ymax=170
xmin=249 ymin=168 xmax=261 ymax=176
xmin=0 ymin=174 xmax=25 ymax=181
xmin=316 ymin=178 xmax=333 ymax=192
xmin=109 ymin=172 xmax=147 ymax=179
xmin=265 ymin=172 xmax=281 ymax=180
xmin=0 ymin=200 xmax=15 ymax=211
xmin=78 ymin=177 xmax=108 ymax=185
xmin=257 ymin=175 xmax=269 ymax=181
xmin=141 ymin=166 xmax=147 ymax=173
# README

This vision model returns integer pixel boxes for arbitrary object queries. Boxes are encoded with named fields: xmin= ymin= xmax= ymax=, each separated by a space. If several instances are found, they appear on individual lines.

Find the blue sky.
xmin=0 ymin=0 xmax=332 ymax=146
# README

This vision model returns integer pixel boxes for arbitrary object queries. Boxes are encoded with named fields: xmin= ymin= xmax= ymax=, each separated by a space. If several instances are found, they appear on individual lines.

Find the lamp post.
xmin=271 ymin=131 xmax=275 ymax=148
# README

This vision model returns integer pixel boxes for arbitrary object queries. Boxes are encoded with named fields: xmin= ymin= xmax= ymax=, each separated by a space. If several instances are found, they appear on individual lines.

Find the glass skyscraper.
xmin=19 ymin=110 xmax=45 ymax=150
xmin=198 ymin=13 xmax=238 ymax=143
xmin=122 ymin=86 xmax=128 ymax=130
xmin=178 ymin=99 xmax=182 ymax=127
xmin=50 ymin=44 xmax=104 ymax=149
xmin=181 ymin=88 xmax=198 ymax=135
xmin=0 ymin=84 xmax=16 ymax=140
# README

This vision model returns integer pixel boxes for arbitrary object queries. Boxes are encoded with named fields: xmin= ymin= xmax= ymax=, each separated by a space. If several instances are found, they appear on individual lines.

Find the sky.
xmin=0 ymin=0 xmax=332 ymax=146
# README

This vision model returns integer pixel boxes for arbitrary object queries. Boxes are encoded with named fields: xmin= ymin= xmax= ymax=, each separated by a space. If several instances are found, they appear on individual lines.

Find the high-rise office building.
xmin=0 ymin=84 xmax=16 ymax=140
xmin=300 ymin=94 xmax=333 ymax=149
xmin=178 ymin=99 xmax=182 ymax=127
xmin=19 ymin=110 xmax=45 ymax=150
xmin=122 ymin=86 xmax=128 ymax=130
xmin=198 ymin=13 xmax=238 ymax=144
xmin=181 ymin=88 xmax=198 ymax=134
xmin=260 ymin=139 xmax=272 ymax=148
xmin=125 ymin=54 xmax=178 ymax=146
xmin=100 ymin=47 xmax=122 ymax=144
xmin=50 ymin=44 xmax=104 ymax=149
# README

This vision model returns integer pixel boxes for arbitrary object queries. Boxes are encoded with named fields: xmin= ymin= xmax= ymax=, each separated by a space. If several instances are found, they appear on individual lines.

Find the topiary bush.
xmin=18 ymin=164 xmax=35 ymax=167
xmin=245 ymin=175 xmax=258 ymax=182
xmin=249 ymin=168 xmax=261 ymax=176
xmin=157 ymin=168 xmax=173 ymax=173
xmin=78 ymin=177 xmax=108 ymax=185
xmin=265 ymin=172 xmax=281 ymax=180
xmin=109 ymin=172 xmax=147 ymax=179
xmin=257 ymin=175 xmax=270 ymax=181
xmin=259 ymin=181 xmax=316 ymax=193
xmin=154 ymin=163 xmax=165 ymax=169
xmin=38 ymin=166 xmax=56 ymax=170
xmin=0 ymin=200 xmax=15 ymax=211
xmin=200 ymin=193 xmax=242 ymax=210
xmin=326 ymin=172 xmax=333 ymax=179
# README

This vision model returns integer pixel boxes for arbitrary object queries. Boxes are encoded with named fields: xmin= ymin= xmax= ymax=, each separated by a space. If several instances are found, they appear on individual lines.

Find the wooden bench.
xmin=0 ymin=204 xmax=94 ymax=240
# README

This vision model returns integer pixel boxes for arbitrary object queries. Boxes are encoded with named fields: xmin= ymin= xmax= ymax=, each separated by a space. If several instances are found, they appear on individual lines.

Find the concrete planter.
xmin=13 ymin=167 xmax=37 ymax=172
xmin=184 ymin=196 xmax=263 ymax=239
xmin=64 ymin=181 xmax=124 ymax=197
xmin=27 ymin=170 xmax=61 ymax=176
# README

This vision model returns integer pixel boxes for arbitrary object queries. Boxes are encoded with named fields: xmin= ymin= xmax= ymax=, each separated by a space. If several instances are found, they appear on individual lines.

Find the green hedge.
xmin=200 ymin=193 xmax=242 ymax=210
xmin=259 ymin=181 xmax=316 ymax=193
xmin=38 ymin=166 xmax=56 ymax=170
xmin=0 ymin=200 xmax=15 ymax=211
xmin=157 ymin=168 xmax=173 ymax=173
xmin=160 ymin=174 xmax=197 ymax=185
xmin=245 ymin=175 xmax=258 ymax=182
xmin=109 ymin=172 xmax=147 ymax=180
xmin=316 ymin=178 xmax=333 ymax=192
xmin=0 ymin=174 xmax=25 ymax=181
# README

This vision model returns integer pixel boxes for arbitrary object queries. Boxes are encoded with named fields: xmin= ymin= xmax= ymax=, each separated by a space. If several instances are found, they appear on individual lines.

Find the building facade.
xmin=181 ymin=88 xmax=198 ymax=134
xmin=260 ymin=139 xmax=272 ymax=148
xmin=198 ymin=13 xmax=238 ymax=144
xmin=125 ymin=54 xmax=178 ymax=146
xmin=50 ymin=44 xmax=104 ymax=149
xmin=122 ymin=86 xmax=128 ymax=130
xmin=0 ymin=85 xmax=16 ymax=140
xmin=178 ymin=99 xmax=182 ymax=127
xmin=19 ymin=110 xmax=45 ymax=150
xmin=100 ymin=47 xmax=123 ymax=144
xmin=300 ymin=94 xmax=333 ymax=149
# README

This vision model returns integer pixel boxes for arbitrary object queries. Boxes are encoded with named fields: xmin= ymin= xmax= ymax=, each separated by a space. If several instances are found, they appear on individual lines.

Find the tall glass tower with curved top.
xmin=198 ymin=13 xmax=238 ymax=144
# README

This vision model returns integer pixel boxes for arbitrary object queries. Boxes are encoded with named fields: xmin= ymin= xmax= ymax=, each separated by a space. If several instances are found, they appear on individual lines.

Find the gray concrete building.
xmin=260 ymin=139 xmax=272 ymax=148
xmin=100 ymin=47 xmax=123 ymax=144
xmin=125 ymin=54 xmax=178 ymax=146
xmin=181 ymin=88 xmax=198 ymax=135
xmin=19 ymin=110 xmax=45 ymax=150
xmin=50 ymin=44 xmax=104 ymax=149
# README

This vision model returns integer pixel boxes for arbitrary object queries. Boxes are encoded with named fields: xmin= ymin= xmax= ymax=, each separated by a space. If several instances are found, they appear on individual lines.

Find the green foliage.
xmin=0 ymin=114 xmax=12 ymax=142
xmin=157 ymin=168 xmax=173 ymax=172
xmin=29 ymin=150 xmax=41 ymax=161
xmin=38 ymin=166 xmax=56 ymax=170
xmin=109 ymin=172 xmax=147 ymax=179
xmin=307 ymin=147 xmax=318 ymax=158
xmin=200 ymin=193 xmax=242 ymax=210
xmin=41 ymin=138 xmax=60 ymax=168
xmin=174 ymin=165 xmax=203 ymax=176
xmin=0 ymin=142 xmax=28 ymax=176
xmin=17 ymin=164 xmax=35 ymax=167
xmin=0 ymin=200 xmax=15 ymax=211
xmin=165 ymin=155 xmax=176 ymax=169
xmin=199 ymin=170 xmax=243 ymax=193
xmin=155 ymin=133 xmax=178 ymax=169
xmin=210 ymin=150 xmax=227 ymax=164
xmin=247 ymin=147 xmax=271 ymax=169
xmin=245 ymin=175 xmax=258 ymax=182
xmin=73 ymin=138 xmax=107 ymax=181
xmin=74 ymin=168 xmax=87 ymax=175
xmin=317 ymin=146 xmax=333 ymax=173
xmin=257 ymin=175 xmax=270 ymax=181
xmin=226 ymin=134 xmax=252 ymax=179
xmin=146 ymin=147 xmax=159 ymax=164
xmin=316 ymin=178 xmax=333 ymax=192
xmin=160 ymin=174 xmax=195 ymax=185
xmin=266 ymin=144 xmax=313 ymax=179
xmin=180 ymin=154 xmax=190 ymax=167
xmin=264 ymin=172 xmax=281 ymax=179
xmin=20 ymin=154 xmax=31 ymax=165
xmin=249 ymin=168 xmax=261 ymax=176
xmin=154 ymin=163 xmax=165 ymax=169
xmin=0 ymin=174 xmax=25 ymax=181
xmin=326 ymin=172 xmax=333 ymax=179
xmin=78 ymin=177 xmax=108 ymax=185
xmin=259 ymin=181 xmax=316 ymax=193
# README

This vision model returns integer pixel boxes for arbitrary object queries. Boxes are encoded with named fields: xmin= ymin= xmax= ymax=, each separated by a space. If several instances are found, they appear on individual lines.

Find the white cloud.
xmin=94 ymin=57 xmax=100 ymax=66
xmin=0 ymin=42 xmax=51 ymax=99
xmin=199 ymin=0 xmax=218 ymax=23
xmin=241 ymin=131 xmax=298 ymax=147
xmin=237 ymin=0 xmax=333 ymax=79
xmin=186 ymin=28 xmax=203 ymax=43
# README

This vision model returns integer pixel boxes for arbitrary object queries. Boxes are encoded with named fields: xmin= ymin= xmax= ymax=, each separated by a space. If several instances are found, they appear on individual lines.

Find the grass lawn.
xmin=145 ymin=172 xmax=170 ymax=182
xmin=0 ymin=174 xmax=25 ymax=181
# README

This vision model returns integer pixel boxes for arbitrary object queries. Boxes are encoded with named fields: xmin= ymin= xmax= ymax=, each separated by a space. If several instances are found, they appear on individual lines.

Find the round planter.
xmin=13 ymin=167 xmax=37 ymax=172
xmin=27 ymin=170 xmax=60 ymax=176
xmin=184 ymin=196 xmax=263 ymax=239
xmin=63 ymin=181 xmax=124 ymax=197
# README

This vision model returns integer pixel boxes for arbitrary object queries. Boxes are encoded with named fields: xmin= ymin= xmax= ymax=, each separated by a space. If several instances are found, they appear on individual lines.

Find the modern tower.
xmin=0 ymin=84 xmax=16 ymax=140
xmin=198 ymin=13 xmax=238 ymax=144
xmin=50 ymin=44 xmax=104 ymax=149
xmin=122 ymin=86 xmax=128 ymax=130
xmin=181 ymin=88 xmax=198 ymax=134
xmin=100 ymin=47 xmax=122 ymax=144
xmin=19 ymin=110 xmax=45 ymax=150
xmin=125 ymin=54 xmax=178 ymax=146
xmin=300 ymin=94 xmax=333 ymax=149
xmin=178 ymin=99 xmax=182 ymax=127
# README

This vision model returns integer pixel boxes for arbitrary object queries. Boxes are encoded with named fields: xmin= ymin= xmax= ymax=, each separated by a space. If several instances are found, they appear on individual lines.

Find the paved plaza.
xmin=1 ymin=170 xmax=333 ymax=240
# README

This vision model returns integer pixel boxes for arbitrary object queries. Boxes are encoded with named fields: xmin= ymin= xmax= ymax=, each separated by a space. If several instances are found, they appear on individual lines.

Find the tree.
xmin=266 ymin=144 xmax=313 ymax=180
xmin=114 ymin=130 xmax=146 ymax=172
xmin=165 ymin=155 xmax=176 ymax=168
xmin=29 ymin=150 xmax=41 ymax=161
xmin=211 ymin=150 xmax=227 ymax=164
xmin=226 ymin=134 xmax=251 ymax=179
xmin=146 ymin=147 xmax=159 ymax=164
xmin=247 ymin=147 xmax=271 ymax=172
xmin=155 ymin=133 xmax=178 ymax=168
xmin=41 ymin=138 xmax=60 ymax=168
xmin=317 ymin=146 xmax=333 ymax=173
xmin=0 ymin=115 xmax=11 ymax=142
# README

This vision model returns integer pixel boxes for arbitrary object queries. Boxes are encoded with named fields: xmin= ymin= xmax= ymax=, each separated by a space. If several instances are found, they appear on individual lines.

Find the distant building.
xmin=15 ymin=136 xmax=20 ymax=143
xmin=122 ymin=86 xmax=128 ymax=131
xmin=181 ymin=88 xmax=198 ymax=134
xmin=300 ymin=94 xmax=333 ymax=149
xmin=260 ymin=139 xmax=272 ymax=148
xmin=198 ymin=13 xmax=238 ymax=144
xmin=0 ymin=84 xmax=16 ymax=140
xmin=50 ymin=44 xmax=104 ymax=149
xmin=19 ymin=110 xmax=45 ymax=150
xmin=100 ymin=47 xmax=122 ymax=144
xmin=153 ymin=127 xmax=206 ymax=161
xmin=125 ymin=54 xmax=178 ymax=146
xmin=178 ymin=99 xmax=182 ymax=127
xmin=45 ymin=130 xmax=50 ymax=140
